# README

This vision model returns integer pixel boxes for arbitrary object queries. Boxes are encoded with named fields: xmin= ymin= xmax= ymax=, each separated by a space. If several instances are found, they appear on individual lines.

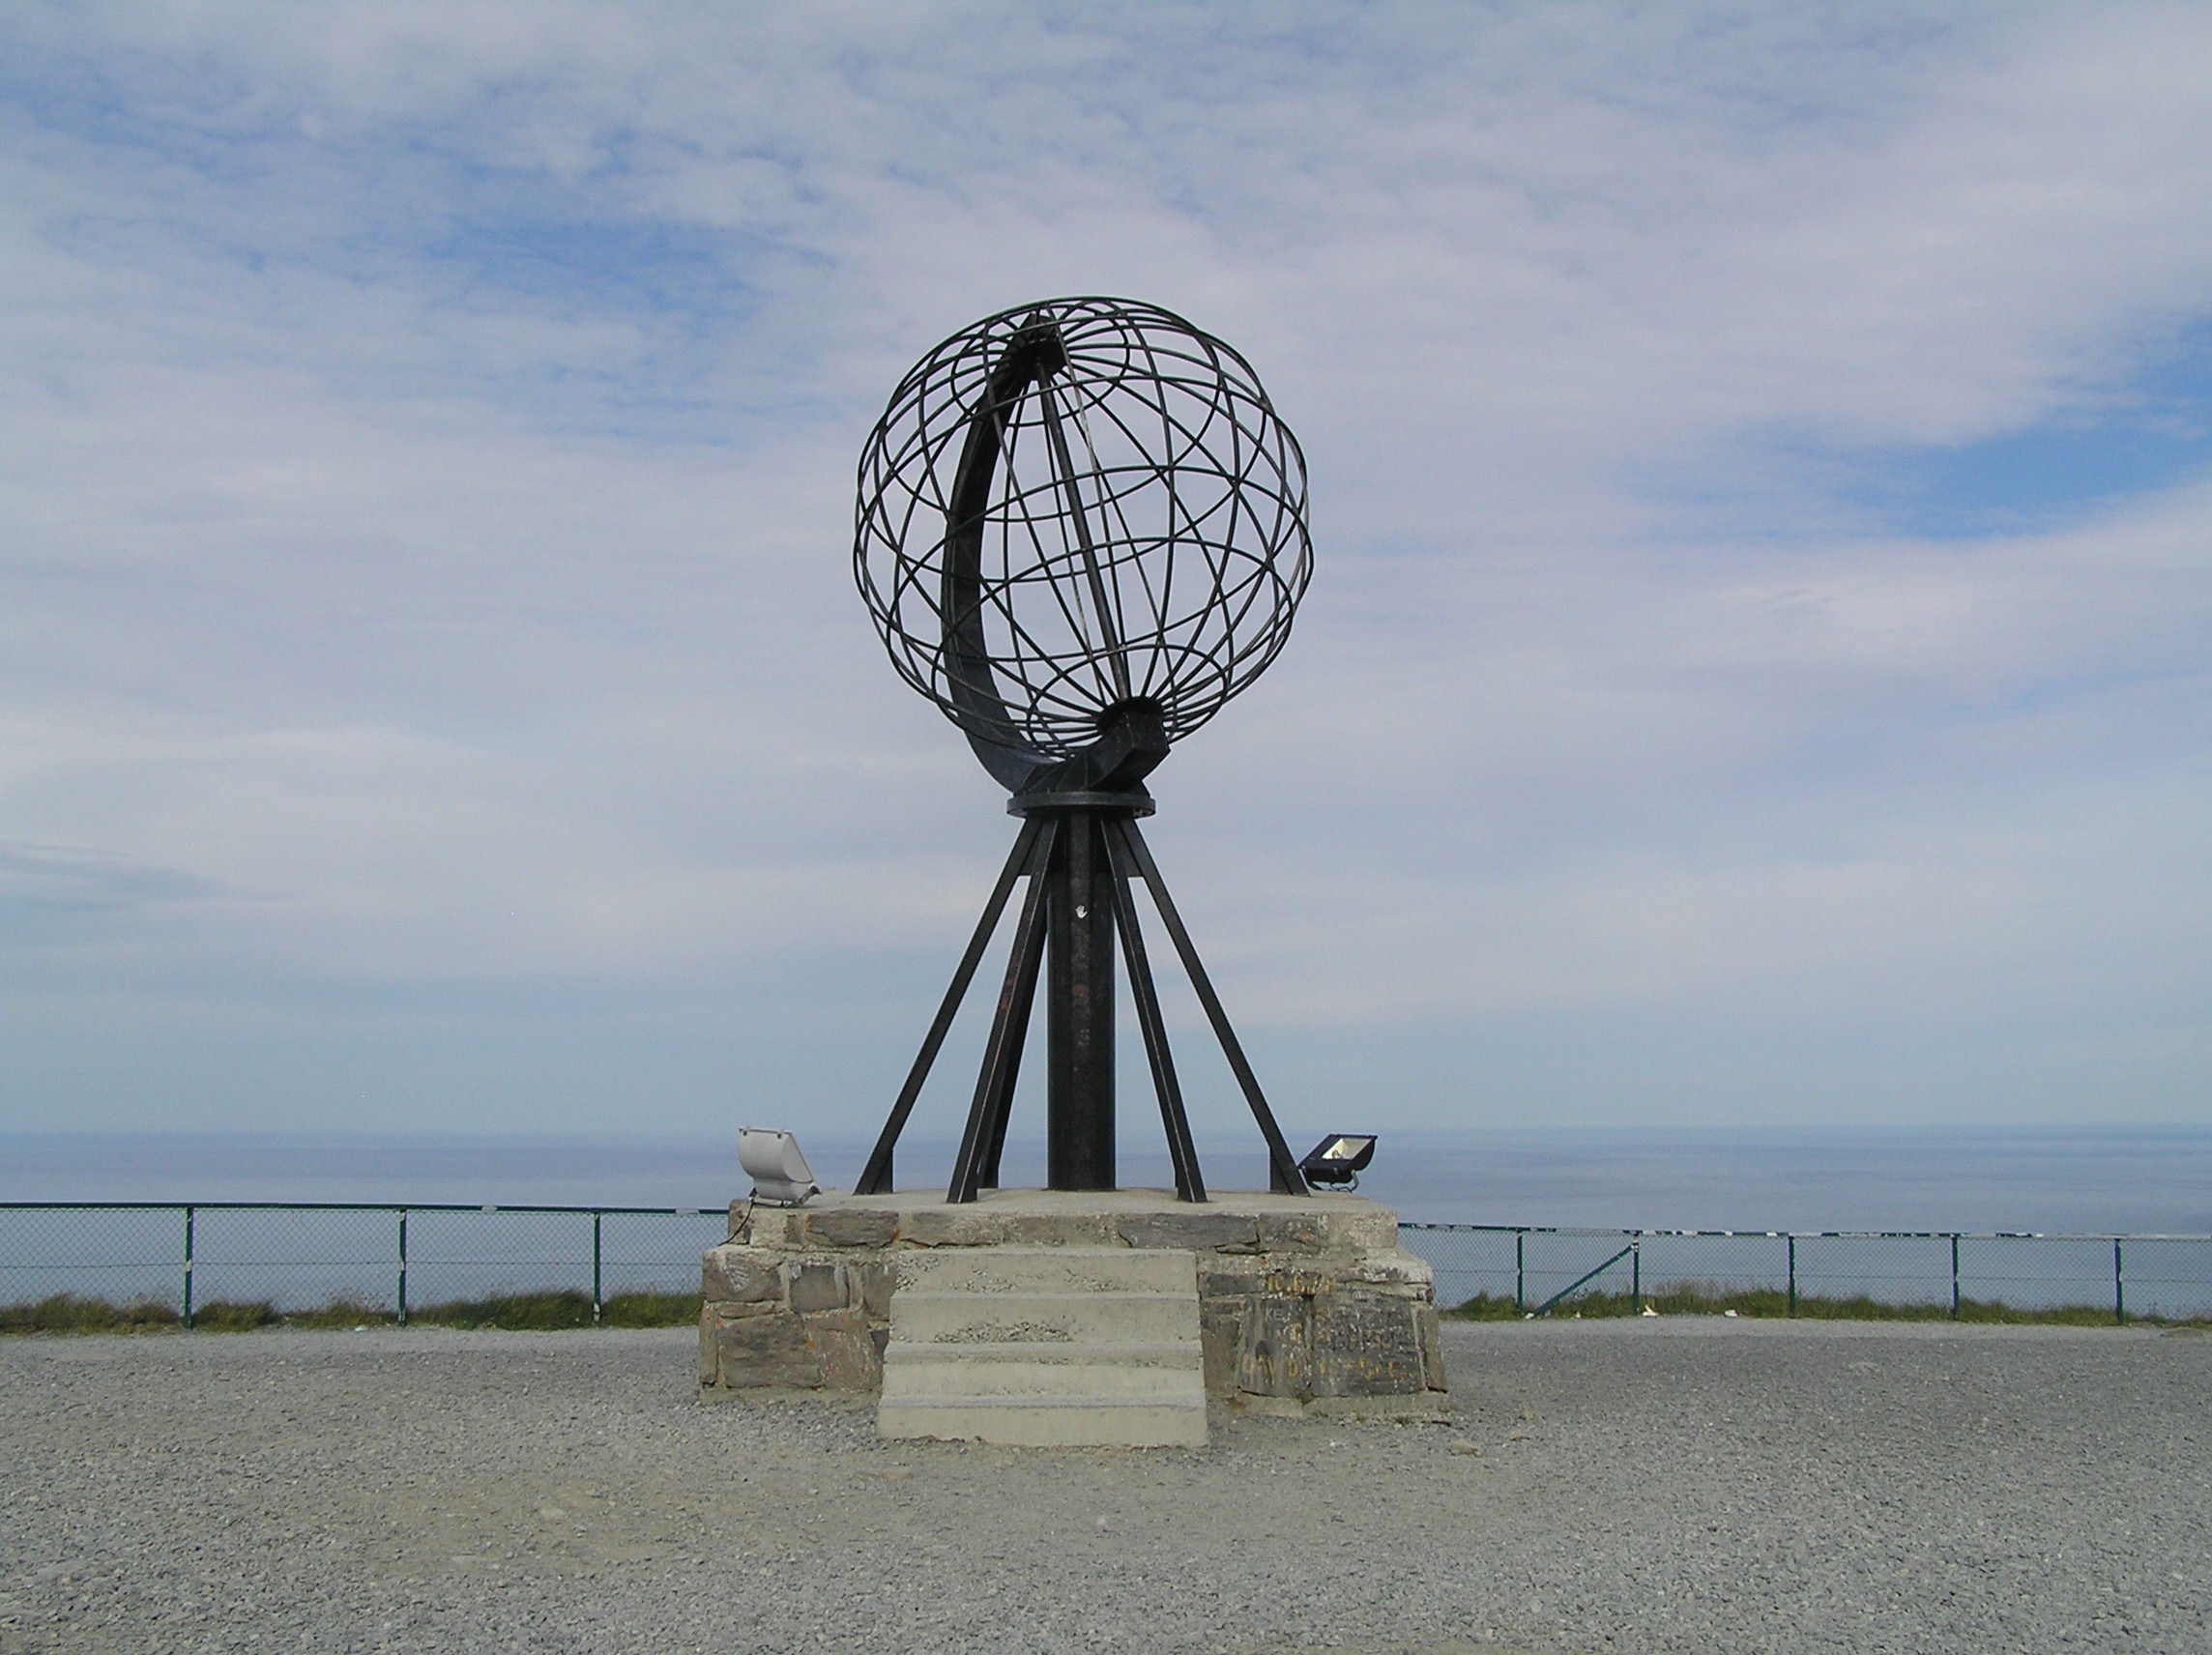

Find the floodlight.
xmin=1297 ymin=1134 xmax=1377 ymax=1189
xmin=740 ymin=1128 xmax=820 ymax=1206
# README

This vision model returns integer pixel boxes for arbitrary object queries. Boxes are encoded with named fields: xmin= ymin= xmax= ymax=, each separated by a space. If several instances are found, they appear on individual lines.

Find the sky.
xmin=2 ymin=2 xmax=2209 ymax=1151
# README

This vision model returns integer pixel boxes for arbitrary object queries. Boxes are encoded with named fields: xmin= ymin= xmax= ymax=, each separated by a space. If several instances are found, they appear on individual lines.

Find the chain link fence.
xmin=1397 ymin=1224 xmax=2212 ymax=1321
xmin=5 ymin=1205 xmax=2208 ymax=1327
xmin=0 ymin=1204 xmax=732 ymax=1325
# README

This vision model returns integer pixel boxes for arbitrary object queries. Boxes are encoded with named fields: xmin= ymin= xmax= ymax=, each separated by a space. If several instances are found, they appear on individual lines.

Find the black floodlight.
xmin=1298 ymin=1134 xmax=1377 ymax=1189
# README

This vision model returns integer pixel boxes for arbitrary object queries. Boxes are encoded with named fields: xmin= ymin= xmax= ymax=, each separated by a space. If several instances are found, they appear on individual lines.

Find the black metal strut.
xmin=859 ymin=805 xmax=1306 ymax=1203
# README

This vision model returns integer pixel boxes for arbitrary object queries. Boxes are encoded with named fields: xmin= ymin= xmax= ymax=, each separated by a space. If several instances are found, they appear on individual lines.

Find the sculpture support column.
xmin=1047 ymin=811 xmax=1116 ymax=1190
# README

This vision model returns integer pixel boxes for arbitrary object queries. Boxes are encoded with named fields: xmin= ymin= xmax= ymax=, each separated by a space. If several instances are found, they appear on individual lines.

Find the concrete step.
xmin=889 ymin=1290 xmax=1199 ymax=1347
xmin=888 ymin=1340 xmax=1197 ymax=1367
xmin=895 ymin=1246 xmax=1198 ymax=1295
xmin=883 ymin=1357 xmax=1206 ymax=1402
xmin=878 ymin=1246 xmax=1207 ymax=1447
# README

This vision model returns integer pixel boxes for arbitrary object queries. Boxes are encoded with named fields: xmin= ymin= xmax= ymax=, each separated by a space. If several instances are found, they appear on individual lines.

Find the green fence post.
xmin=2113 ymin=1236 xmax=2125 ymax=1325
xmin=1514 ymin=1230 xmax=1525 ymax=1315
xmin=592 ymin=1211 xmax=603 ymax=1325
xmin=1950 ymin=1234 xmax=1961 ymax=1320
xmin=1786 ymin=1234 xmax=1796 ymax=1318
xmin=182 ymin=1205 xmax=195 ymax=1330
xmin=397 ymin=1208 xmax=409 ymax=1325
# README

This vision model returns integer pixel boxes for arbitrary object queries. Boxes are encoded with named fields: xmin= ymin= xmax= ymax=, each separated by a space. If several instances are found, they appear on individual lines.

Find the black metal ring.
xmin=1004 ymin=790 xmax=1158 ymax=818
xmin=855 ymin=296 xmax=1311 ymax=791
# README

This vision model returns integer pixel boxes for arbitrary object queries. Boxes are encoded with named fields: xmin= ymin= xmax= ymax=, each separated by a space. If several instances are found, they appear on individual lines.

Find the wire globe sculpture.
xmin=853 ymin=296 xmax=1316 ymax=1204
xmin=855 ymin=297 xmax=1311 ymax=787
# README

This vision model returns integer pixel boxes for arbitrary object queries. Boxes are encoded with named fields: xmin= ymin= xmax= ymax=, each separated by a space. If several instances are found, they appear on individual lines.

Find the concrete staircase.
xmin=876 ymin=1247 xmax=1208 ymax=1447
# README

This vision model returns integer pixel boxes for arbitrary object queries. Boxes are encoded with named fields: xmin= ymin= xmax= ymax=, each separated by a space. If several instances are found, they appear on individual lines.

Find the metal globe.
xmin=852 ymin=297 xmax=1315 ymax=1203
xmin=855 ymin=297 xmax=1311 ymax=784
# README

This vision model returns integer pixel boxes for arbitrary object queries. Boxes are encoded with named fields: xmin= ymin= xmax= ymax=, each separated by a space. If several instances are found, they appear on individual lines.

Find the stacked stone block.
xmin=700 ymin=1191 xmax=1447 ymax=1418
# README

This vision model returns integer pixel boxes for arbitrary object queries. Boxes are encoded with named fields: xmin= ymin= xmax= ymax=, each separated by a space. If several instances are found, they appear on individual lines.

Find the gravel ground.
xmin=2 ymin=1318 xmax=2205 ymax=1655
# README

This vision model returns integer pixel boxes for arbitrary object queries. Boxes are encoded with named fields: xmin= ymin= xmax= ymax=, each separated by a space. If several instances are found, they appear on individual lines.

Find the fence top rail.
xmin=0 ymin=1202 xmax=714 ymax=1217
xmin=0 ymin=1206 xmax=2201 ymax=1241
xmin=1396 ymin=1222 xmax=2212 ymax=1242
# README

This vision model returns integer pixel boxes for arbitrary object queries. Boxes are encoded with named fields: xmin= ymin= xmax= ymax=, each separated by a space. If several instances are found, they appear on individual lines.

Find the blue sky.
xmin=2 ymin=2 xmax=2208 ymax=1149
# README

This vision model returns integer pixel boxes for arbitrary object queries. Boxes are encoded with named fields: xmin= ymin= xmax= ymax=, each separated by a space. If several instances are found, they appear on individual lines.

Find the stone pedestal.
xmin=699 ymin=1188 xmax=1448 ymax=1418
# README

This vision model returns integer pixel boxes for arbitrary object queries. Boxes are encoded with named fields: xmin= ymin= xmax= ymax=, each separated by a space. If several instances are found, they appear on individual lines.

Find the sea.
xmin=5 ymin=1123 xmax=2207 ymax=1234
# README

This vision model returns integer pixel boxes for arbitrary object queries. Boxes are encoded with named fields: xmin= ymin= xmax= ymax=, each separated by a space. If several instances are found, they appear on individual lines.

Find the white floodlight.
xmin=739 ymin=1128 xmax=820 ymax=1206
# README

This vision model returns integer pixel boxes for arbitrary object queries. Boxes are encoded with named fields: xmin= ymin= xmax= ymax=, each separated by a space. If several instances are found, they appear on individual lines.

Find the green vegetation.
xmin=277 ymin=1298 xmax=398 ymax=1330
xmin=0 ymin=1293 xmax=182 ymax=1334
xmin=598 ymin=1291 xmax=703 ymax=1327
xmin=1448 ymin=1281 xmax=2206 ymax=1327
xmin=404 ymin=1289 xmax=701 ymax=1329
xmin=1 ymin=1289 xmax=703 ymax=1335
xmin=7 ymin=1283 xmax=2198 ymax=1335
xmin=409 ymin=1289 xmax=596 ymax=1329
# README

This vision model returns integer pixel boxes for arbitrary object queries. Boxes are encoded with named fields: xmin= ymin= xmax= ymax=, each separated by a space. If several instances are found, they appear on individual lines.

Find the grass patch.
xmin=407 ymin=1290 xmax=597 ymax=1330
xmin=1446 ymin=1280 xmax=2207 ymax=1328
xmin=1445 ymin=1292 xmax=1528 ymax=1321
xmin=400 ymin=1290 xmax=704 ymax=1329
xmin=278 ymin=1298 xmax=398 ymax=1330
xmin=2 ymin=1289 xmax=701 ymax=1334
xmin=390 ymin=1289 xmax=694 ymax=1329
xmin=16 ymin=1285 xmax=2189 ymax=1336
xmin=0 ymin=1293 xmax=181 ymax=1334
xmin=408 ymin=1289 xmax=702 ymax=1329
xmin=599 ymin=1291 xmax=702 ymax=1327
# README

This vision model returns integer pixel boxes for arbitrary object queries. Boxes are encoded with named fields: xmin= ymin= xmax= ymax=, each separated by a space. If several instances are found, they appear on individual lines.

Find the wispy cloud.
xmin=1 ymin=2 xmax=2207 ymax=1135
xmin=0 ymin=840 xmax=241 ymax=916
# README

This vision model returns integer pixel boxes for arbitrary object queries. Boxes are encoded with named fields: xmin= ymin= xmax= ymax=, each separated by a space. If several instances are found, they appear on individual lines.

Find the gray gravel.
xmin=2 ymin=1318 xmax=2205 ymax=1654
